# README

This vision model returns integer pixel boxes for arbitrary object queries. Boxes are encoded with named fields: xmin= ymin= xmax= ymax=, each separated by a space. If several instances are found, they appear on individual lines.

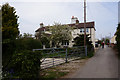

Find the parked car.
xmin=95 ymin=42 xmax=98 ymax=47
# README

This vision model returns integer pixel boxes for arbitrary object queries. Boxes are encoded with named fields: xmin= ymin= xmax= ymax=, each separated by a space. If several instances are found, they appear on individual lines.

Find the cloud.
xmin=1 ymin=0 xmax=120 ymax=3
xmin=1 ymin=2 xmax=118 ymax=39
xmin=86 ymin=2 xmax=118 ymax=39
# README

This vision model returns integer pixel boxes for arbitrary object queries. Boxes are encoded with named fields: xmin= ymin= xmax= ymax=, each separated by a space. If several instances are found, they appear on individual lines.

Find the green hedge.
xmin=15 ymin=38 xmax=42 ymax=52
xmin=2 ymin=50 xmax=42 ymax=79
xmin=116 ymin=23 xmax=120 ymax=55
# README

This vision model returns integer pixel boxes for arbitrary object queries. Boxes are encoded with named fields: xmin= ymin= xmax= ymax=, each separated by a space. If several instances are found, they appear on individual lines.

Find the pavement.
xmin=65 ymin=45 xmax=118 ymax=78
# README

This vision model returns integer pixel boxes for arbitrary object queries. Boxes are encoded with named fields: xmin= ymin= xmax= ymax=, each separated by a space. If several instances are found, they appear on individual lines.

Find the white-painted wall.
xmin=91 ymin=28 xmax=95 ymax=47
xmin=110 ymin=35 xmax=117 ymax=44
xmin=69 ymin=28 xmax=95 ymax=47
xmin=36 ymin=27 xmax=96 ymax=48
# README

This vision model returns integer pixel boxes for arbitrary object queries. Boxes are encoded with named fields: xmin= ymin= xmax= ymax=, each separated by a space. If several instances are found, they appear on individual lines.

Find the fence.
xmin=33 ymin=46 xmax=87 ymax=69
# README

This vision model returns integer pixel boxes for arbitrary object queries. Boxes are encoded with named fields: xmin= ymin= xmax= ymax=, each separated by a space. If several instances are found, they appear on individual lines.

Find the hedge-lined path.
xmin=64 ymin=45 xmax=118 ymax=78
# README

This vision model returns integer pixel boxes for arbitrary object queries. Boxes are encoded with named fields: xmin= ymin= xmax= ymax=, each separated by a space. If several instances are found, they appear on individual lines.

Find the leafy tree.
xmin=40 ymin=33 xmax=50 ymax=48
xmin=35 ymin=32 xmax=50 ymax=48
xmin=15 ymin=34 xmax=42 ymax=52
xmin=2 ymin=3 xmax=19 ymax=40
xmin=2 ymin=3 xmax=19 ymax=67
xmin=2 ymin=4 xmax=43 ymax=79
xmin=105 ymin=38 xmax=110 ymax=45
xmin=22 ymin=33 xmax=33 ymax=38
xmin=116 ymin=23 xmax=120 ymax=54
xmin=73 ymin=35 xmax=94 ymax=52
xmin=49 ymin=23 xmax=73 ymax=47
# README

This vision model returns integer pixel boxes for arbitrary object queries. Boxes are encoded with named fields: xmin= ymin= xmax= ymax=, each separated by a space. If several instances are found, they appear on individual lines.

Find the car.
xmin=95 ymin=43 xmax=98 ymax=47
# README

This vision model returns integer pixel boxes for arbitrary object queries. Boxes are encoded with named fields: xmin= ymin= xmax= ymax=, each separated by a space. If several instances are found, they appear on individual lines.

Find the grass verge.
xmin=40 ymin=67 xmax=68 ymax=80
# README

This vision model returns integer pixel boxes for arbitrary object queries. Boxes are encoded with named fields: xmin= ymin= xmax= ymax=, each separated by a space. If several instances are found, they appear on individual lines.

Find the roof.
xmin=35 ymin=27 xmax=46 ymax=32
xmin=35 ymin=21 xmax=95 ymax=32
xmin=67 ymin=21 xmax=95 ymax=29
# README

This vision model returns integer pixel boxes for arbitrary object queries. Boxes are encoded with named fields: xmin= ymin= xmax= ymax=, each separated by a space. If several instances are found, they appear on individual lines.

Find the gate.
xmin=33 ymin=46 xmax=87 ymax=69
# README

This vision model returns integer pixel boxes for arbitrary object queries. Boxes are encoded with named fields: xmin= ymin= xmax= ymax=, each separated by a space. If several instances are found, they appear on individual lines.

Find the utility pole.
xmin=84 ymin=0 xmax=86 ymax=47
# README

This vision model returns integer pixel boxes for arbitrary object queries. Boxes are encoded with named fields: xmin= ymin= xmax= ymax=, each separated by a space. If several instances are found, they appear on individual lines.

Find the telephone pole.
xmin=84 ymin=0 xmax=86 ymax=47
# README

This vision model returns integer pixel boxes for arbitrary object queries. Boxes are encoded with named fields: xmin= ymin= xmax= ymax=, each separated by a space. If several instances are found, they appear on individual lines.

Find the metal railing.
xmin=33 ymin=46 xmax=87 ymax=69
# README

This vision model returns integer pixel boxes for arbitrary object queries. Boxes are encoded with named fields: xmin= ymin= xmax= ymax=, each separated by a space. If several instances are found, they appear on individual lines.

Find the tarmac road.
xmin=66 ymin=45 xmax=118 ymax=78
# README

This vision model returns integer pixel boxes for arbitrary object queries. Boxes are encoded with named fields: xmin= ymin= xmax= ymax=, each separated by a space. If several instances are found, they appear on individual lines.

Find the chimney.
xmin=72 ymin=16 xmax=74 ymax=19
xmin=76 ymin=20 xmax=79 ymax=24
xmin=71 ymin=16 xmax=78 ymax=24
xmin=40 ymin=23 xmax=44 ymax=28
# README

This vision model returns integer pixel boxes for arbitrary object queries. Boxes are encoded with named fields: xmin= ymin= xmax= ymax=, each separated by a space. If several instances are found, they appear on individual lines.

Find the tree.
xmin=49 ymin=23 xmax=73 ymax=47
xmin=73 ymin=35 xmax=94 ymax=52
xmin=2 ymin=3 xmax=19 ymax=51
xmin=40 ymin=33 xmax=50 ymax=48
xmin=15 ymin=33 xmax=42 ymax=52
xmin=35 ymin=32 xmax=50 ymax=48
xmin=2 ymin=3 xmax=19 ymax=69
xmin=116 ymin=23 xmax=120 ymax=54
xmin=105 ymin=38 xmax=110 ymax=45
xmin=22 ymin=33 xmax=33 ymax=38
xmin=2 ymin=3 xmax=19 ymax=40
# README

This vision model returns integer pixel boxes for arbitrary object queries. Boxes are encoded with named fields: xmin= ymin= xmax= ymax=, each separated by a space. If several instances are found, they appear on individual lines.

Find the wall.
xmin=69 ymin=28 xmax=95 ymax=47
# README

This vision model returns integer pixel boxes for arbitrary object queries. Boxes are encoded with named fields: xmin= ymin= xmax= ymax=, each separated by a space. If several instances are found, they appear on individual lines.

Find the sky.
xmin=1 ymin=0 xmax=119 ymax=40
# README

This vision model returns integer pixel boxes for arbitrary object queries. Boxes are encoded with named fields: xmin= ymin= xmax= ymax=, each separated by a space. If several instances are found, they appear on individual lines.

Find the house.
xmin=110 ymin=35 xmax=117 ymax=47
xmin=35 ymin=16 xmax=96 ymax=48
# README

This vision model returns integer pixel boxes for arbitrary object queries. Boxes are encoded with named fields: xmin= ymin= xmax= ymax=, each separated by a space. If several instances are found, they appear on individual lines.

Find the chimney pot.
xmin=76 ymin=20 xmax=79 ymax=24
xmin=72 ymin=16 xmax=74 ymax=19
xmin=40 ymin=23 xmax=44 ymax=28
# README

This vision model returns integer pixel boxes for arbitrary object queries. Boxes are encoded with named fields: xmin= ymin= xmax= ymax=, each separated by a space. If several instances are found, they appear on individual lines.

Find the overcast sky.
xmin=1 ymin=0 xmax=119 ymax=39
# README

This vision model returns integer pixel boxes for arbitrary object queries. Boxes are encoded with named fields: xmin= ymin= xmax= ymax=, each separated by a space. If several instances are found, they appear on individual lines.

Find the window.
xmin=82 ymin=29 xmax=84 ymax=32
xmin=80 ymin=28 xmax=89 ymax=33
xmin=86 ymin=28 xmax=89 ymax=32
xmin=80 ymin=29 xmax=82 ymax=33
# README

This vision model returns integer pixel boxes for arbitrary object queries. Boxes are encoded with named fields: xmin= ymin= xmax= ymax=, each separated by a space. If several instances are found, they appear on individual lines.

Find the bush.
xmin=15 ymin=38 xmax=42 ymax=52
xmin=73 ymin=35 xmax=94 ymax=57
xmin=116 ymin=24 xmax=120 ymax=54
xmin=2 ymin=50 xmax=42 ymax=79
xmin=87 ymin=51 xmax=94 ymax=58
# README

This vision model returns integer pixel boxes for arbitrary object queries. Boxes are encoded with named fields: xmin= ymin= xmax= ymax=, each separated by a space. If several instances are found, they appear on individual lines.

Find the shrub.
xmin=15 ymin=38 xmax=42 ymax=52
xmin=73 ymin=34 xmax=94 ymax=57
xmin=116 ymin=23 xmax=120 ymax=55
xmin=2 ymin=50 xmax=42 ymax=79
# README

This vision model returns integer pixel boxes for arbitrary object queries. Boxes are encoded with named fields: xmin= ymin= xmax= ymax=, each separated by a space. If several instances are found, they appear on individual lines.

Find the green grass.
xmin=39 ymin=51 xmax=94 ymax=80
xmin=40 ymin=68 xmax=68 ymax=80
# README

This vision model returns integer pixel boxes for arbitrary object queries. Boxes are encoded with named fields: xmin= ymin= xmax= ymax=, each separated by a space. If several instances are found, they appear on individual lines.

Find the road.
xmin=65 ymin=45 xmax=118 ymax=78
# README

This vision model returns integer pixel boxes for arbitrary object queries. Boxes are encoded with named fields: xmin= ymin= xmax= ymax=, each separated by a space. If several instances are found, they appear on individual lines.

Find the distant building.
xmin=35 ymin=16 xmax=96 ymax=47
xmin=110 ymin=35 xmax=117 ymax=45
